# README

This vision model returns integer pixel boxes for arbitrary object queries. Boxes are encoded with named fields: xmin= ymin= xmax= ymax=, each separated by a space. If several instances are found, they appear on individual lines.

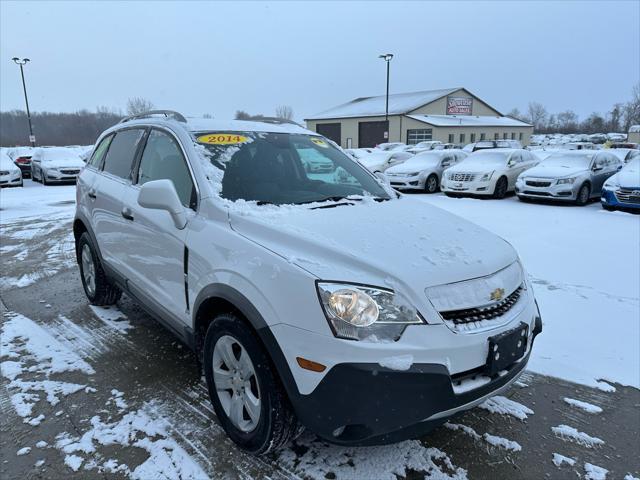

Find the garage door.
xmin=315 ymin=123 xmax=341 ymax=146
xmin=358 ymin=121 xmax=388 ymax=148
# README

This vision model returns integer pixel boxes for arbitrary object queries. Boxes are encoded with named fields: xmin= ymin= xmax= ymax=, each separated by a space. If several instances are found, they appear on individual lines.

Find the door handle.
xmin=121 ymin=208 xmax=134 ymax=221
xmin=88 ymin=189 xmax=97 ymax=199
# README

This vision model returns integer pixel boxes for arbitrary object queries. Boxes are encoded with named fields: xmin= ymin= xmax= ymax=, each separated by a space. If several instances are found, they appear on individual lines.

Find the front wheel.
xmin=425 ymin=174 xmax=438 ymax=194
xmin=77 ymin=232 xmax=122 ymax=305
xmin=203 ymin=314 xmax=299 ymax=455
xmin=493 ymin=177 xmax=508 ymax=199
xmin=575 ymin=183 xmax=590 ymax=206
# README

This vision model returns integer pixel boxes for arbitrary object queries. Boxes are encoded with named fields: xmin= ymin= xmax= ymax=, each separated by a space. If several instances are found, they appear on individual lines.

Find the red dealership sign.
xmin=446 ymin=96 xmax=473 ymax=115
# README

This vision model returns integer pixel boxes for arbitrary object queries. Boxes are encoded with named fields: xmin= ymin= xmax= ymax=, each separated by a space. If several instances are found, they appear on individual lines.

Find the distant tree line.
xmin=507 ymin=83 xmax=640 ymax=134
xmin=235 ymin=105 xmax=295 ymax=122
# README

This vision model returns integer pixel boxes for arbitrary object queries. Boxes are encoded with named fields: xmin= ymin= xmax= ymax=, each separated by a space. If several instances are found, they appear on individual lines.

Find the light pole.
xmin=378 ymin=53 xmax=393 ymax=140
xmin=12 ymin=57 xmax=35 ymax=146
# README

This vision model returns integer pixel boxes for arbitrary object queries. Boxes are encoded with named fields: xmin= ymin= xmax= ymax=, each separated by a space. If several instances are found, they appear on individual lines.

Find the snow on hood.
xmin=41 ymin=157 xmax=85 ymax=169
xmin=609 ymin=159 xmax=640 ymax=188
xmin=523 ymin=161 xmax=588 ymax=179
xmin=386 ymin=155 xmax=440 ymax=174
xmin=227 ymin=196 xmax=517 ymax=306
xmin=0 ymin=153 xmax=19 ymax=172
xmin=358 ymin=153 xmax=389 ymax=166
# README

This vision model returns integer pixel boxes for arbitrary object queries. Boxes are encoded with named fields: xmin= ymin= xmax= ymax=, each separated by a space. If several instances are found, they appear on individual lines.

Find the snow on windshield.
xmin=462 ymin=152 xmax=508 ymax=165
xmin=542 ymin=153 xmax=592 ymax=168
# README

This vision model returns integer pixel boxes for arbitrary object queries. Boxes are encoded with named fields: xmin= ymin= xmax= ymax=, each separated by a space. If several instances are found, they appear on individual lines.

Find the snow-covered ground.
xmin=419 ymin=194 xmax=639 ymax=390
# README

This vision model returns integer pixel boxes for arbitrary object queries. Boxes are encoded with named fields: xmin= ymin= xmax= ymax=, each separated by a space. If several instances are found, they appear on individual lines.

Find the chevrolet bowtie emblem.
xmin=490 ymin=288 xmax=505 ymax=302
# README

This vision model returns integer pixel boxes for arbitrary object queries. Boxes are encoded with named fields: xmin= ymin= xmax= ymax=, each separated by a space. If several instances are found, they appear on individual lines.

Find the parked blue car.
xmin=601 ymin=158 xmax=640 ymax=211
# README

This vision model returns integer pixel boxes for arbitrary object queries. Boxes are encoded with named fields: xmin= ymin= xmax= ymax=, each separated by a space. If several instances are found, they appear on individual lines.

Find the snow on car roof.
xmin=186 ymin=118 xmax=317 ymax=135
xmin=306 ymin=88 xmax=460 ymax=120
xmin=36 ymin=147 xmax=83 ymax=160
xmin=407 ymin=114 xmax=532 ymax=127
xmin=629 ymin=125 xmax=640 ymax=133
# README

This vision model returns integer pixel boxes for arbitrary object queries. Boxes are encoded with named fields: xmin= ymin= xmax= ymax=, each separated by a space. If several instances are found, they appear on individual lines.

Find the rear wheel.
xmin=42 ymin=172 xmax=49 ymax=185
xmin=78 ymin=232 xmax=122 ymax=305
xmin=203 ymin=313 xmax=299 ymax=454
xmin=425 ymin=174 xmax=438 ymax=194
xmin=575 ymin=183 xmax=590 ymax=206
xmin=493 ymin=177 xmax=508 ymax=199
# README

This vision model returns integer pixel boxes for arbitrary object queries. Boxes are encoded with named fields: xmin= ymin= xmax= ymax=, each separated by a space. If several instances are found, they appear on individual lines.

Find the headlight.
xmin=603 ymin=179 xmax=620 ymax=191
xmin=480 ymin=171 xmax=494 ymax=181
xmin=317 ymin=282 xmax=425 ymax=341
xmin=556 ymin=177 xmax=576 ymax=185
xmin=408 ymin=172 xmax=420 ymax=177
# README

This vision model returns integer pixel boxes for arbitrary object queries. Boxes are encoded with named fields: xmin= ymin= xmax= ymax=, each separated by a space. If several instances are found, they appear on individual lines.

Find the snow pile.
xmin=89 ymin=306 xmax=132 ymax=332
xmin=17 ymin=447 xmax=31 ymax=456
xmin=275 ymin=433 xmax=468 ymax=480
xmin=55 ymin=402 xmax=216 ymax=479
xmin=551 ymin=425 xmax=604 ymax=447
xmin=378 ymin=354 xmax=414 ymax=371
xmin=1 ymin=312 xmax=93 ymax=420
xmin=584 ymin=463 xmax=609 ymax=480
xmin=563 ymin=397 xmax=603 ymax=414
xmin=479 ymin=395 xmax=534 ymax=420
xmin=444 ymin=423 xmax=521 ymax=452
xmin=552 ymin=453 xmax=576 ymax=467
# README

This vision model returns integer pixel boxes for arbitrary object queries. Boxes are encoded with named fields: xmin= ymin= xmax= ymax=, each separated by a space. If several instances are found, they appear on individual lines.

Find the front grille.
xmin=449 ymin=172 xmax=476 ymax=182
xmin=523 ymin=190 xmax=551 ymax=196
xmin=615 ymin=188 xmax=640 ymax=204
xmin=526 ymin=180 xmax=551 ymax=187
xmin=440 ymin=287 xmax=523 ymax=325
xmin=60 ymin=169 xmax=80 ymax=175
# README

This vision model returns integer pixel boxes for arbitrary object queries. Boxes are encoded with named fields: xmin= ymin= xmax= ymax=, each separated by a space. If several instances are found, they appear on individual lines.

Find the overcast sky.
xmin=1 ymin=1 xmax=638 ymax=122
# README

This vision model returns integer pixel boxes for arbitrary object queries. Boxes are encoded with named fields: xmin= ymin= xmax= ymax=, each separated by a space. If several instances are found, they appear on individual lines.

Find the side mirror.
xmin=138 ymin=179 xmax=187 ymax=230
xmin=442 ymin=161 xmax=451 ymax=167
xmin=592 ymin=165 xmax=603 ymax=172
xmin=507 ymin=160 xmax=516 ymax=167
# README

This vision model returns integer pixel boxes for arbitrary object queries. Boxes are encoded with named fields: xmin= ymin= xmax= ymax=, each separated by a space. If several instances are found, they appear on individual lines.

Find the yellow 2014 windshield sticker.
xmin=197 ymin=133 xmax=250 ymax=145
xmin=311 ymin=138 xmax=329 ymax=148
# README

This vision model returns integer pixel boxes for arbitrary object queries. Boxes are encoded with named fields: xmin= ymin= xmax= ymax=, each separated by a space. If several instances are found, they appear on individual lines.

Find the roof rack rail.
xmin=118 ymin=110 xmax=187 ymax=124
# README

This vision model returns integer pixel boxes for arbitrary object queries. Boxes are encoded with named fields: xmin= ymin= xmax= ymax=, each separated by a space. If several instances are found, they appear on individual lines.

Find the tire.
xmin=493 ymin=177 xmax=508 ymax=199
xmin=575 ymin=183 xmax=590 ymax=206
xmin=425 ymin=174 xmax=438 ymax=194
xmin=42 ymin=171 xmax=48 ymax=185
xmin=77 ymin=232 xmax=122 ymax=305
xmin=203 ymin=313 xmax=299 ymax=455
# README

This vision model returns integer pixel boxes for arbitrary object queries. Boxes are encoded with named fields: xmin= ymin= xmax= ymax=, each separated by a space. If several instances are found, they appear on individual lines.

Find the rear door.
xmin=119 ymin=128 xmax=197 ymax=326
xmin=91 ymin=128 xmax=146 ymax=271
xmin=77 ymin=133 xmax=114 ymax=230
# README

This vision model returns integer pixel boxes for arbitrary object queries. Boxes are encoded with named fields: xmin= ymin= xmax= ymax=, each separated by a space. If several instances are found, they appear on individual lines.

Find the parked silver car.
xmin=385 ymin=150 xmax=467 ymax=193
xmin=516 ymin=151 xmax=622 ymax=205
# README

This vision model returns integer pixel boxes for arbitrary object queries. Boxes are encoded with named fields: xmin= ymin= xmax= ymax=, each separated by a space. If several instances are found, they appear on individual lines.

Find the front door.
xmin=119 ymin=128 xmax=197 ymax=325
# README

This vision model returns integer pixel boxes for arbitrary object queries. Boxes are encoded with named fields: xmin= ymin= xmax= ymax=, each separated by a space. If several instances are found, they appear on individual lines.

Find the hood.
xmin=522 ymin=163 xmax=587 ymax=179
xmin=42 ymin=158 xmax=85 ymax=169
xmin=0 ymin=156 xmax=19 ymax=171
xmin=386 ymin=157 xmax=439 ymax=174
xmin=612 ymin=164 xmax=640 ymax=188
xmin=359 ymin=154 xmax=388 ymax=166
xmin=227 ymin=196 xmax=517 ymax=309
xmin=447 ymin=159 xmax=504 ymax=173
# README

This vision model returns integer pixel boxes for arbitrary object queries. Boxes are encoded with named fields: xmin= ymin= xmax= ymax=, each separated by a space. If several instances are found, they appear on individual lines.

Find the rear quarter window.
xmin=102 ymin=129 xmax=146 ymax=179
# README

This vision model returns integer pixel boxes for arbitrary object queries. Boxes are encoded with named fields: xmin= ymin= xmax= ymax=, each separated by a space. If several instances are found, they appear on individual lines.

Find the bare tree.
xmin=526 ymin=102 xmax=548 ymax=131
xmin=556 ymin=110 xmax=579 ymax=132
xmin=506 ymin=108 xmax=525 ymax=121
xmin=235 ymin=110 xmax=251 ymax=120
xmin=622 ymin=83 xmax=640 ymax=131
xmin=126 ymin=97 xmax=155 ymax=115
xmin=275 ymin=105 xmax=294 ymax=121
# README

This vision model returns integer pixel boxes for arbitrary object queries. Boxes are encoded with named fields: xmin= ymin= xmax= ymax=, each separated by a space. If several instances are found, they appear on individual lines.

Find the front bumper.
xmin=0 ymin=172 xmax=22 ymax=186
xmin=387 ymin=174 xmax=423 ymax=190
xmin=441 ymin=177 xmax=493 ymax=196
xmin=601 ymin=187 xmax=640 ymax=210
xmin=46 ymin=169 xmax=80 ymax=182
xmin=515 ymin=179 xmax=578 ymax=201
xmin=291 ymin=316 xmax=541 ymax=445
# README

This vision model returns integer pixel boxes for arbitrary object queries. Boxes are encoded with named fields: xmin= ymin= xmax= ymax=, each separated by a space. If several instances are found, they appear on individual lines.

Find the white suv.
xmin=74 ymin=111 xmax=542 ymax=454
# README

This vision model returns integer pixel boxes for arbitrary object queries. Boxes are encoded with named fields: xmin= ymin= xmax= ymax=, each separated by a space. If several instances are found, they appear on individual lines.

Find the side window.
xmin=103 ymin=129 xmax=145 ymax=179
xmin=510 ymin=153 xmax=521 ymax=164
xmin=89 ymin=134 xmax=113 ymax=168
xmin=441 ymin=155 xmax=453 ymax=167
xmin=137 ymin=129 xmax=196 ymax=209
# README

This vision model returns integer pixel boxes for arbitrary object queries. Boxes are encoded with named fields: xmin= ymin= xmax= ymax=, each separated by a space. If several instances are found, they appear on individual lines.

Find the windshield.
xmin=461 ymin=152 xmax=508 ymax=166
xmin=196 ymin=132 xmax=390 ymax=205
xmin=542 ymin=153 xmax=592 ymax=168
xmin=624 ymin=158 xmax=639 ymax=171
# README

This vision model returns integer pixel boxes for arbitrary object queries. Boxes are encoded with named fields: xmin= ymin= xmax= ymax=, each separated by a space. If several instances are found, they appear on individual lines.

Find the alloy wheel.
xmin=212 ymin=335 xmax=261 ymax=432
xmin=81 ymin=244 xmax=96 ymax=297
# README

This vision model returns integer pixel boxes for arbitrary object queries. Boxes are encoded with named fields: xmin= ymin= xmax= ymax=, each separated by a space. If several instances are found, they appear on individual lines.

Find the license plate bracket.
xmin=485 ymin=322 xmax=528 ymax=376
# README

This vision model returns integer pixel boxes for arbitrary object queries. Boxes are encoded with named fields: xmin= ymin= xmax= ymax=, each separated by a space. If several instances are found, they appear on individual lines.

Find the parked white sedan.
xmin=385 ymin=150 xmax=467 ymax=193
xmin=357 ymin=151 xmax=413 ymax=173
xmin=441 ymin=148 xmax=538 ymax=198
xmin=31 ymin=147 xmax=85 ymax=184
xmin=0 ymin=149 xmax=23 ymax=187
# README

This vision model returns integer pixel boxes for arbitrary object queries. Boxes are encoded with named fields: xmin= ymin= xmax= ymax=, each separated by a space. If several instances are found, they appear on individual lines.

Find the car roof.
xmin=109 ymin=115 xmax=318 ymax=137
